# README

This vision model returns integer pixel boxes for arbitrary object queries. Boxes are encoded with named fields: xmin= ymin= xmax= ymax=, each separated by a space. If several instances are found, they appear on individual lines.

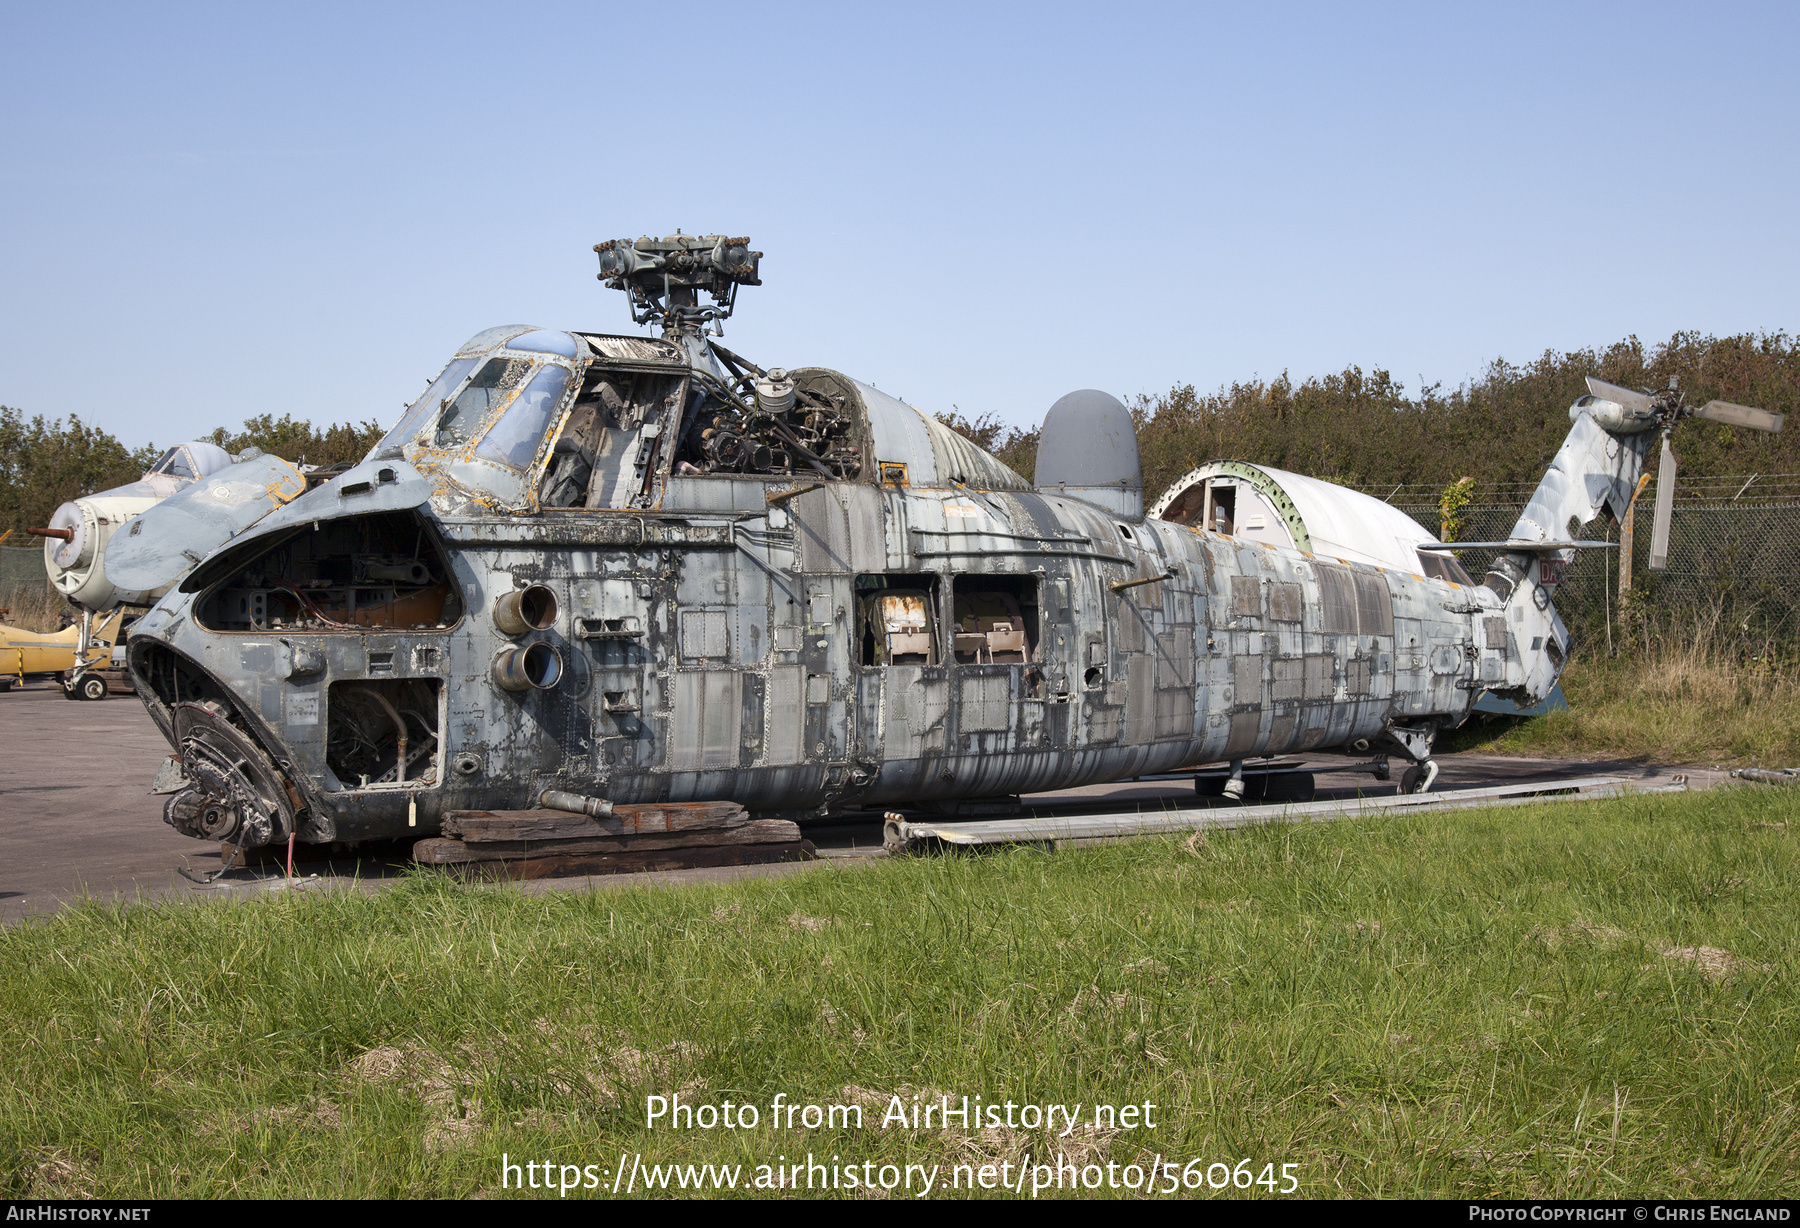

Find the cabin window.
xmin=857 ymin=574 xmax=940 ymax=666
xmin=474 ymin=364 xmax=572 ymax=470
xmin=149 ymin=446 xmax=197 ymax=479
xmin=951 ymin=575 xmax=1039 ymax=665
xmin=539 ymin=369 xmax=686 ymax=510
xmin=1208 ymin=482 xmax=1236 ymax=534
xmin=377 ymin=358 xmax=479 ymax=454
xmin=1415 ymin=549 xmax=1475 ymax=587
xmin=433 ymin=357 xmax=533 ymax=447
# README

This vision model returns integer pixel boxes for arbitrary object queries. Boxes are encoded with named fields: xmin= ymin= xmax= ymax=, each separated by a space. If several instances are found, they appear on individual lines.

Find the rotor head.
xmin=594 ymin=233 xmax=761 ymax=334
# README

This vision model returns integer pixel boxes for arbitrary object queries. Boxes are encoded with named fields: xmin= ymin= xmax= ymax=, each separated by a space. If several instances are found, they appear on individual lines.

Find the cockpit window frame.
xmin=392 ymin=342 xmax=585 ymax=515
xmin=374 ymin=357 xmax=483 ymax=458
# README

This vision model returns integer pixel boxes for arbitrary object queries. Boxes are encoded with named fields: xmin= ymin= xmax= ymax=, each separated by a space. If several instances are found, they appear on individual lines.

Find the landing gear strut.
xmin=1380 ymin=721 xmax=1440 ymax=795
xmin=1399 ymin=760 xmax=1440 ymax=795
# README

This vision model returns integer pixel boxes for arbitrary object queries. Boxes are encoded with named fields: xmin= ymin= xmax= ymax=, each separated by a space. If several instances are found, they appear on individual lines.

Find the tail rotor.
xmin=1584 ymin=376 xmax=1783 ymax=572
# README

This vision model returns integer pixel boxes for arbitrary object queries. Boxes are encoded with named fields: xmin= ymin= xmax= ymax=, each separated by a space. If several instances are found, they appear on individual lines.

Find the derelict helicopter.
xmin=114 ymin=234 xmax=1782 ymax=851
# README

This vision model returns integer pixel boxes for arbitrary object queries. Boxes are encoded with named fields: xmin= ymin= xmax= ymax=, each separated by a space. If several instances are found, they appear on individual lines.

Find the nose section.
xmin=40 ymin=501 xmax=90 ymax=570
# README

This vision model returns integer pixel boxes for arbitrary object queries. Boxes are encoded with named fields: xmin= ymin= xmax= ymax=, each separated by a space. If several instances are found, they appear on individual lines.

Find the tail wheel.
xmin=79 ymin=674 xmax=108 ymax=701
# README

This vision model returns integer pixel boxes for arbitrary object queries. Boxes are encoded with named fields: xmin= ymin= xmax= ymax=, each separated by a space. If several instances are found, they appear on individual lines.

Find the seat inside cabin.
xmin=952 ymin=590 xmax=1032 ymax=664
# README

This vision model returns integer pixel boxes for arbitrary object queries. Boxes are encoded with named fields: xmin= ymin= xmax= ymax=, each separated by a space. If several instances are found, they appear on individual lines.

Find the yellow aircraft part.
xmin=0 ymin=607 xmax=124 ymax=678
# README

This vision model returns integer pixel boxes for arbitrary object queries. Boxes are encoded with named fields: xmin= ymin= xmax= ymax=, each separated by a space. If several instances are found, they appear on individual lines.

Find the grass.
xmin=1449 ymin=620 xmax=1800 ymax=767
xmin=2 ymin=787 xmax=1797 ymax=1199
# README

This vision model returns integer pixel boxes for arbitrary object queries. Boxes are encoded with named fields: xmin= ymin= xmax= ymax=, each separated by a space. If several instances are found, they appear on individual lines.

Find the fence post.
xmin=1617 ymin=473 xmax=1653 ymax=600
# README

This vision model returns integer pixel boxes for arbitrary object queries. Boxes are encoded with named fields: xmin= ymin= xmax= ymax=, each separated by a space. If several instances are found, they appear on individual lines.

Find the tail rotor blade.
xmin=1585 ymin=376 xmax=1654 ymax=413
xmin=1648 ymin=434 xmax=1677 ymax=572
xmin=1695 ymin=399 xmax=1784 ymax=433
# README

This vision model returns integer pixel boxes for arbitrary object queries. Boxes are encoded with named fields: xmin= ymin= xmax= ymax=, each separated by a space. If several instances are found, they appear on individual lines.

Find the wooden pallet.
xmin=436 ymin=842 xmax=816 ymax=881
xmin=417 ymin=801 xmax=814 ymax=878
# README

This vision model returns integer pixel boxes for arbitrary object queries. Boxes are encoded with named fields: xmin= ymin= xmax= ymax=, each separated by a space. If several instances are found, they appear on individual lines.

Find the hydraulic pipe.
xmin=539 ymin=789 xmax=615 ymax=818
xmin=366 ymin=689 xmax=408 ymax=785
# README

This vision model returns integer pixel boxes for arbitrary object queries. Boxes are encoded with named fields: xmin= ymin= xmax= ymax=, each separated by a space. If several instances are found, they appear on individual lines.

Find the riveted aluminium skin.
xmin=125 ymin=323 xmax=1648 ymax=849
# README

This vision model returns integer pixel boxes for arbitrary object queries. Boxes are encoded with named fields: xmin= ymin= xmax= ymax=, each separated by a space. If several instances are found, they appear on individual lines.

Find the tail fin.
xmin=1482 ymin=394 xmax=1658 ymax=704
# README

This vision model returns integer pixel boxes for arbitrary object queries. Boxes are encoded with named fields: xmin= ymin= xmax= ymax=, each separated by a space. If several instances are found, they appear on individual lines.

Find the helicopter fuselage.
xmin=127 ymin=324 xmax=1571 ymax=849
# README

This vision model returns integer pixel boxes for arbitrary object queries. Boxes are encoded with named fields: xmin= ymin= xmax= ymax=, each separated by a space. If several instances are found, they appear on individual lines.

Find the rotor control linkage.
xmin=1110 ymin=571 xmax=1175 ymax=594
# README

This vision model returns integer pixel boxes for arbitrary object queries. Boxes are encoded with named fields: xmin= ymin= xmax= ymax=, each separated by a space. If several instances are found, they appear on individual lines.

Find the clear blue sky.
xmin=3 ymin=1 xmax=1796 ymax=450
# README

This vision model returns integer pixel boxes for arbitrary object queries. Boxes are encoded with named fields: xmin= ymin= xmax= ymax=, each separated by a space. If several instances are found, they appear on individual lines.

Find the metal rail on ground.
xmin=882 ymin=775 xmax=1684 ymax=853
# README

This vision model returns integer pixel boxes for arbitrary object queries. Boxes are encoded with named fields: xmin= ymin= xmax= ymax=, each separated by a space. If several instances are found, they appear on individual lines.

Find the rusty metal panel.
xmin=1268 ymin=712 xmax=1297 ymax=752
xmin=1346 ymin=657 xmax=1372 ymax=695
xmin=1156 ymin=627 xmax=1195 ymax=689
xmin=1315 ymin=563 xmax=1359 ymax=634
xmin=883 ymin=665 xmax=923 ymax=758
xmin=1088 ymin=705 xmax=1122 ymax=743
xmin=1483 ymin=616 xmax=1510 ymax=657
xmin=1155 ymin=687 xmax=1193 ymax=738
xmin=1224 ymin=710 xmax=1262 ymax=757
xmin=1304 ymin=654 xmax=1334 ymax=700
xmin=862 ymin=383 xmax=940 ymax=487
xmin=670 ymin=670 xmax=740 ymax=770
xmin=1124 ymin=653 xmax=1155 ymax=743
xmin=679 ymin=609 xmax=728 ymax=660
xmin=840 ymin=485 xmax=887 ymax=574
xmin=882 ymin=487 xmax=914 ymax=570
xmin=1231 ymin=575 xmax=1262 ymax=617
xmin=1232 ymin=654 xmax=1261 ymax=705
xmin=765 ymin=665 xmax=804 ymax=764
xmin=731 ymin=564 xmax=769 ymax=664
xmin=793 ymin=488 xmax=853 ymax=573
xmin=1271 ymin=657 xmax=1304 ymax=701
xmin=918 ymin=676 xmax=949 ymax=742
xmin=1353 ymin=571 xmax=1395 ymax=636
xmin=108 ymin=453 xmax=307 ymax=592
xmin=1297 ymin=715 xmax=1332 ymax=750
xmin=1115 ymin=603 xmax=1146 ymax=651
xmin=855 ymin=671 xmax=884 ymax=757
xmin=959 ymin=672 xmax=1010 ymax=732
xmin=1269 ymin=581 xmax=1303 ymax=623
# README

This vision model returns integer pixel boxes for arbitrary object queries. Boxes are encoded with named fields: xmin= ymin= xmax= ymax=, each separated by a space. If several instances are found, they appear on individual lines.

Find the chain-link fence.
xmin=1 ymin=545 xmax=48 ymax=589
xmin=1374 ymin=475 xmax=1800 ymax=645
xmin=0 ymin=544 xmax=62 ymax=631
